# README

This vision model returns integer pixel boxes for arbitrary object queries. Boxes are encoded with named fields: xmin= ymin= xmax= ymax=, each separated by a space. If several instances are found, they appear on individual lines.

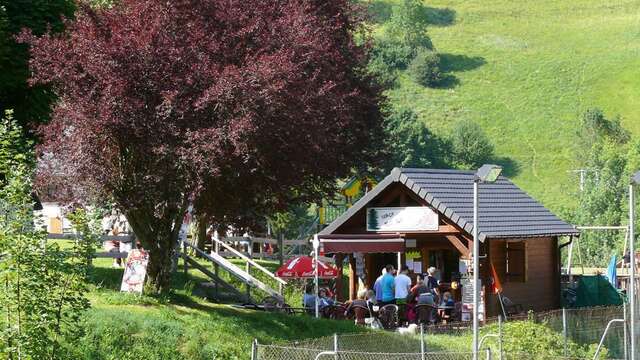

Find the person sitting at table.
xmin=344 ymin=290 xmax=372 ymax=325
xmin=438 ymin=291 xmax=455 ymax=323
xmin=365 ymin=289 xmax=377 ymax=308
xmin=318 ymin=288 xmax=334 ymax=312
xmin=440 ymin=291 xmax=454 ymax=307
xmin=302 ymin=284 xmax=316 ymax=314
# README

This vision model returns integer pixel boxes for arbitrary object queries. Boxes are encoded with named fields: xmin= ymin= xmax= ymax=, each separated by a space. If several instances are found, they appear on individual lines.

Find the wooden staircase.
xmin=179 ymin=240 xmax=286 ymax=303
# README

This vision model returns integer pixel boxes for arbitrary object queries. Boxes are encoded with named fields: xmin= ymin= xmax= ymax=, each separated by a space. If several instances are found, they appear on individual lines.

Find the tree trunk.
xmin=194 ymin=216 xmax=207 ymax=256
xmin=125 ymin=207 xmax=184 ymax=295
xmin=144 ymin=230 xmax=176 ymax=294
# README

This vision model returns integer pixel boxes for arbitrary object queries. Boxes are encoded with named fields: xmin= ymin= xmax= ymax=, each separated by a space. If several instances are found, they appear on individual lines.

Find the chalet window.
xmin=506 ymin=241 xmax=526 ymax=282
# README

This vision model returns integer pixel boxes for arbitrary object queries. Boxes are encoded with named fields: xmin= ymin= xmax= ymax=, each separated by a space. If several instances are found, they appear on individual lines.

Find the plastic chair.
xmin=323 ymin=303 xmax=347 ymax=320
xmin=378 ymin=304 xmax=399 ymax=330
xmin=347 ymin=304 xmax=371 ymax=326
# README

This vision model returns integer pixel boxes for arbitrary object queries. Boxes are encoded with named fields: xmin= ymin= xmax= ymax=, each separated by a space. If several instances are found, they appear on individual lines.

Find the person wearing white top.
xmin=395 ymin=265 xmax=412 ymax=300
xmin=394 ymin=265 xmax=412 ymax=325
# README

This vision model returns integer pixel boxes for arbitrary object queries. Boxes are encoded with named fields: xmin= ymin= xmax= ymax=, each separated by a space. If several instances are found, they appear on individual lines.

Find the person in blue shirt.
xmin=302 ymin=284 xmax=316 ymax=314
xmin=380 ymin=264 xmax=396 ymax=305
xmin=373 ymin=268 xmax=386 ymax=303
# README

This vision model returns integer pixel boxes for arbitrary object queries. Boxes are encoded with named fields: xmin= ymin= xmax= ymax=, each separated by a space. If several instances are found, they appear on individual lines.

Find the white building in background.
xmin=34 ymin=202 xmax=132 ymax=236
xmin=35 ymin=202 xmax=73 ymax=234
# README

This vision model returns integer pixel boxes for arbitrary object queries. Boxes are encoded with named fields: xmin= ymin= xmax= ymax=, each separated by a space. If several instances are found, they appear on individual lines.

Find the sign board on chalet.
xmin=366 ymin=207 xmax=439 ymax=232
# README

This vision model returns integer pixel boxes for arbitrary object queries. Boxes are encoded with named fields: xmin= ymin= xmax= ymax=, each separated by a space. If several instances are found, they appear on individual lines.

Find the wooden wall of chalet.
xmin=486 ymin=237 xmax=560 ymax=316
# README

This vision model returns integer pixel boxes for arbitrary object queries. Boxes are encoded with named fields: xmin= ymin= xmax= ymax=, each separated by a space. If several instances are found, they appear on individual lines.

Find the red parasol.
xmin=275 ymin=256 xmax=338 ymax=279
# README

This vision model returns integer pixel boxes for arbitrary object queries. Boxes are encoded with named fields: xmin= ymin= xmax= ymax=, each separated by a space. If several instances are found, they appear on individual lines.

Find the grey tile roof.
xmin=320 ymin=167 xmax=579 ymax=241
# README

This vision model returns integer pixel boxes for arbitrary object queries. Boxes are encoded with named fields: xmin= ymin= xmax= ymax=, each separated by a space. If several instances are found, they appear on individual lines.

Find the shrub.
xmin=408 ymin=48 xmax=441 ymax=87
xmin=0 ymin=114 xmax=91 ymax=359
xmin=483 ymin=320 xmax=607 ymax=359
xmin=449 ymin=119 xmax=494 ymax=169
xmin=372 ymin=39 xmax=416 ymax=69
xmin=383 ymin=107 xmax=449 ymax=171
xmin=367 ymin=56 xmax=397 ymax=88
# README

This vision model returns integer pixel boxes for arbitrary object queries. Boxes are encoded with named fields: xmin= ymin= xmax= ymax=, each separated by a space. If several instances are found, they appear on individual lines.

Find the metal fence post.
xmin=562 ymin=307 xmax=568 ymax=357
xmin=485 ymin=348 xmax=492 ymax=360
xmin=334 ymin=333 xmax=338 ymax=360
xmin=421 ymin=324 xmax=426 ymax=360
xmin=251 ymin=339 xmax=258 ymax=360
xmin=626 ymin=302 xmax=629 ymax=360
xmin=498 ymin=315 xmax=503 ymax=360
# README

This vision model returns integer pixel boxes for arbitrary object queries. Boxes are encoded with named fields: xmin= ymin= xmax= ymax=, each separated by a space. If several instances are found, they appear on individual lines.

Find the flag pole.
xmin=498 ymin=293 xmax=507 ymax=320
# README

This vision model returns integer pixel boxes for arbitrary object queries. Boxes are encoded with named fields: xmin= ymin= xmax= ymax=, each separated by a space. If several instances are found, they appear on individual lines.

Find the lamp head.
xmin=475 ymin=164 xmax=503 ymax=183
xmin=632 ymin=171 xmax=640 ymax=185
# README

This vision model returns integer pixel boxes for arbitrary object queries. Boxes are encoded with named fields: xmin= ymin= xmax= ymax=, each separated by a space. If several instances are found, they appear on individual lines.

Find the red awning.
xmin=319 ymin=234 xmax=405 ymax=254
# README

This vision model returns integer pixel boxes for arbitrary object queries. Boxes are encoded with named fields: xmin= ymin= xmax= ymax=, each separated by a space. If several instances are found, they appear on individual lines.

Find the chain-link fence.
xmin=421 ymin=306 xmax=626 ymax=358
xmin=252 ymin=306 xmax=629 ymax=360
xmin=252 ymin=329 xmax=473 ymax=360
xmin=252 ymin=334 xmax=604 ymax=360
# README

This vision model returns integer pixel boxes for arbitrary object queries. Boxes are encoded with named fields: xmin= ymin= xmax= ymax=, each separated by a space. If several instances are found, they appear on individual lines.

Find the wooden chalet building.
xmin=319 ymin=168 xmax=579 ymax=317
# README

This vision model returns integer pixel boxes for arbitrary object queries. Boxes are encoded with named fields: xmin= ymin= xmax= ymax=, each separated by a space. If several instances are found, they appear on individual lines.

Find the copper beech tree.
xmin=22 ymin=0 xmax=385 ymax=293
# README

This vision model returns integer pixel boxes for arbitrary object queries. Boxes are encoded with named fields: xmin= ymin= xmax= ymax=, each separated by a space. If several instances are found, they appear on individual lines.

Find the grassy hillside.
xmin=373 ymin=0 xmax=640 ymax=212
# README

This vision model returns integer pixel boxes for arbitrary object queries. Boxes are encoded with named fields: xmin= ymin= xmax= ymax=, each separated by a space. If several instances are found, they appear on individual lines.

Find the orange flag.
xmin=490 ymin=262 xmax=503 ymax=294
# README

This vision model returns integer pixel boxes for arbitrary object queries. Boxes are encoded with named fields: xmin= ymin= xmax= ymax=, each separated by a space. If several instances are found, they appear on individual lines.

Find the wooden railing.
xmin=47 ymin=233 xmax=134 ymax=259
xmin=182 ymin=241 xmax=284 ymax=301
xmin=212 ymin=237 xmax=287 ymax=287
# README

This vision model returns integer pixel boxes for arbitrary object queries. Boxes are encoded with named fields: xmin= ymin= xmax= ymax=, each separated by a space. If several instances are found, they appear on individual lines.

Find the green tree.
xmin=576 ymin=108 xmax=629 ymax=165
xmin=387 ymin=0 xmax=433 ymax=50
xmin=0 ymin=112 xmax=91 ymax=359
xmin=269 ymin=205 xmax=316 ymax=241
xmin=383 ymin=107 xmax=449 ymax=172
xmin=571 ymin=108 xmax=634 ymax=266
xmin=0 ymin=0 xmax=75 ymax=139
xmin=449 ymin=119 xmax=495 ymax=169
xmin=0 ymin=110 xmax=33 ymax=180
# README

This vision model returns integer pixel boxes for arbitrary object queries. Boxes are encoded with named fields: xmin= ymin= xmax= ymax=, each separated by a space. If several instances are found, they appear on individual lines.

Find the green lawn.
xmin=374 ymin=0 xmax=640 ymax=212
xmin=72 ymin=257 xmax=363 ymax=359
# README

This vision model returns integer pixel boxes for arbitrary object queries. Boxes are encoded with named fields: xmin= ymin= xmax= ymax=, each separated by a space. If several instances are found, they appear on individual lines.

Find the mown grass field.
xmin=372 ymin=0 xmax=640 ymax=212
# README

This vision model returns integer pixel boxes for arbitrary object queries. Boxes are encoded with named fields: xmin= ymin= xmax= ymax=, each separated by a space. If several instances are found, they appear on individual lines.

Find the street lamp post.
xmin=473 ymin=164 xmax=503 ymax=360
xmin=629 ymin=172 xmax=640 ymax=360
xmin=313 ymin=234 xmax=320 ymax=319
